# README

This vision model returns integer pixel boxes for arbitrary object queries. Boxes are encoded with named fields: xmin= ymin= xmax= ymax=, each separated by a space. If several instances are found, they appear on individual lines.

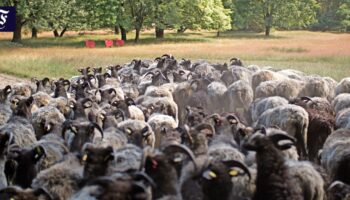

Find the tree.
xmin=314 ymin=0 xmax=349 ymax=31
xmin=337 ymin=1 xmax=350 ymax=31
xmin=204 ymin=0 xmax=232 ymax=36
xmin=234 ymin=0 xmax=319 ymax=36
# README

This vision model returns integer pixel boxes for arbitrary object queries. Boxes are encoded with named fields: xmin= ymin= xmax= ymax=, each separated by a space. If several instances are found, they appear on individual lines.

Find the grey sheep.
xmin=335 ymin=77 xmax=350 ymax=96
xmin=255 ymin=104 xmax=309 ymax=159
xmin=147 ymin=114 xmax=178 ymax=148
xmin=225 ymin=80 xmax=253 ymax=114
xmin=335 ymin=108 xmax=350 ymax=129
xmin=249 ymin=96 xmax=288 ymax=123
xmin=332 ymin=93 xmax=350 ymax=114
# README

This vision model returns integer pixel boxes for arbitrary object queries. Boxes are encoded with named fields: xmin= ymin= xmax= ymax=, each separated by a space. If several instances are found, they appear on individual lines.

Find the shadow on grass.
xmin=212 ymin=31 xmax=287 ymax=39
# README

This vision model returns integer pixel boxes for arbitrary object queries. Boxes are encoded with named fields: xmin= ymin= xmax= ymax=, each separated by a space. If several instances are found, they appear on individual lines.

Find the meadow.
xmin=0 ymin=30 xmax=349 ymax=80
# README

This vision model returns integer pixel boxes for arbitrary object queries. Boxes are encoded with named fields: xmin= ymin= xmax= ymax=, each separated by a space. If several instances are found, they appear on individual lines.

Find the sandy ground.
xmin=0 ymin=73 xmax=29 ymax=88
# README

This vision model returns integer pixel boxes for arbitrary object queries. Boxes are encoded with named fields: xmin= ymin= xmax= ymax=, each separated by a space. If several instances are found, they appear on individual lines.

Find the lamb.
xmin=255 ymin=104 xmax=309 ymax=159
xmin=335 ymin=77 xmax=350 ymax=95
xmin=0 ymin=85 xmax=12 ymax=126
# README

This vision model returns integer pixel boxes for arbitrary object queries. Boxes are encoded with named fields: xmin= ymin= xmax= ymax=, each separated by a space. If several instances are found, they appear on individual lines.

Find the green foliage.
xmin=233 ymin=0 xmax=319 ymax=35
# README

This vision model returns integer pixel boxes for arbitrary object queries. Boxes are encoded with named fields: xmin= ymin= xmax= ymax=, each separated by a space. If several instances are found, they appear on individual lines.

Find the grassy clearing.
xmin=0 ymin=30 xmax=349 ymax=80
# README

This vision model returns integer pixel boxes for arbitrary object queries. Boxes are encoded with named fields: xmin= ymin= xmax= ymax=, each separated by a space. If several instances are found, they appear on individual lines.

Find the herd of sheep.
xmin=0 ymin=54 xmax=350 ymax=200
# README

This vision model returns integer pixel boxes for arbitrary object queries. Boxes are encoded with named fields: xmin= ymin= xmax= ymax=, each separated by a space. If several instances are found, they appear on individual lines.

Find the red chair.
xmin=105 ymin=39 xmax=114 ymax=48
xmin=85 ymin=40 xmax=96 ymax=48
xmin=116 ymin=39 xmax=125 ymax=47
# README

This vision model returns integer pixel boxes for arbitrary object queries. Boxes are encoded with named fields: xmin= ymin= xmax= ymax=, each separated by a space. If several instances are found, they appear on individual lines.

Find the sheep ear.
xmin=202 ymin=169 xmax=217 ymax=180
xmin=195 ymin=123 xmax=215 ymax=138
xmin=162 ymin=143 xmax=197 ymax=170
xmin=301 ymin=96 xmax=312 ymax=102
xmin=63 ymin=80 xmax=70 ymax=86
xmin=269 ymin=133 xmax=296 ymax=150
xmin=33 ymin=187 xmax=54 ymax=200
xmin=83 ymin=99 xmax=93 ymax=108
xmin=260 ymin=127 xmax=267 ymax=135
xmin=91 ymin=123 xmax=104 ymax=138
xmin=226 ymin=114 xmax=239 ymax=124
xmin=4 ymin=85 xmax=12 ymax=96
xmin=33 ymin=145 xmax=46 ymax=162
xmin=141 ymin=126 xmax=151 ymax=138
xmin=26 ymin=96 xmax=34 ymax=107
xmin=42 ymin=78 xmax=50 ymax=86
xmin=222 ymin=160 xmax=251 ymax=180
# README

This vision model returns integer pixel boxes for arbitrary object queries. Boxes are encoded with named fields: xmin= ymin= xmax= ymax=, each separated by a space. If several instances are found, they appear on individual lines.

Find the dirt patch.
xmin=0 ymin=74 xmax=30 ymax=89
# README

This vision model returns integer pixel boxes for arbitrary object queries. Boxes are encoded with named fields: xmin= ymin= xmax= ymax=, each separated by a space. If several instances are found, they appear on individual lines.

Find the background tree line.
xmin=1 ymin=0 xmax=349 ymax=43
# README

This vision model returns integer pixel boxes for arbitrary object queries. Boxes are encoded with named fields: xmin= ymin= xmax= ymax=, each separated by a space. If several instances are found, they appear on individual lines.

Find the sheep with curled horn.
xmin=53 ymin=79 xmax=70 ymax=98
xmin=230 ymin=57 xmax=244 ymax=66
xmin=140 ymin=143 xmax=197 ymax=199
xmin=0 ymin=85 xmax=12 ymax=126
xmin=244 ymin=130 xmax=325 ymax=200
xmin=32 ymin=77 xmax=52 ymax=94
xmin=62 ymin=120 xmax=104 ymax=153
xmin=180 ymin=156 xmax=251 ymax=200
xmin=327 ymin=181 xmax=350 ymax=200
xmin=117 ymin=119 xmax=155 ymax=148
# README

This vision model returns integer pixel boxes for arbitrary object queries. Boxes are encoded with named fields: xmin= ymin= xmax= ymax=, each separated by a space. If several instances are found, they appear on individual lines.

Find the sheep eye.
xmin=82 ymin=154 xmax=88 ymax=162
xmin=203 ymin=170 xmax=217 ymax=180
xmin=126 ymin=128 xmax=132 ymax=135
xmin=229 ymin=169 xmax=238 ymax=177
xmin=71 ymin=126 xmax=78 ymax=133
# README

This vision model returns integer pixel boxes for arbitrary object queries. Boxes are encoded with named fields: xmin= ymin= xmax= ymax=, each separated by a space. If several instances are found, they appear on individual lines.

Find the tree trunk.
xmin=12 ymin=16 xmax=22 ymax=43
xmin=31 ymin=27 xmax=38 ymax=38
xmin=114 ymin=25 xmax=120 ymax=35
xmin=53 ymin=29 xmax=59 ymax=37
xmin=134 ymin=28 xmax=140 ymax=43
xmin=216 ymin=31 xmax=220 ymax=37
xmin=155 ymin=27 xmax=164 ymax=39
xmin=265 ymin=26 xmax=271 ymax=36
xmin=59 ymin=27 xmax=67 ymax=37
xmin=120 ymin=26 xmax=127 ymax=41
xmin=177 ymin=27 xmax=187 ymax=33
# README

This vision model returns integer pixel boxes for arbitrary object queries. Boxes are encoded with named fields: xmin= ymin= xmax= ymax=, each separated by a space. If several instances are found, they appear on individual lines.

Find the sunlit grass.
xmin=0 ymin=30 xmax=349 ymax=80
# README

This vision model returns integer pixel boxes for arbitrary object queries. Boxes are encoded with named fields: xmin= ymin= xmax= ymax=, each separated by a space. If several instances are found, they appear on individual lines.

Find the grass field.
xmin=0 ymin=30 xmax=349 ymax=80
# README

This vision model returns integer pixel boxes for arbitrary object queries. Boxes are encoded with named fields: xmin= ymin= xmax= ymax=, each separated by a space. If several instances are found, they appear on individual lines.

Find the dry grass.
xmin=0 ymin=30 xmax=349 ymax=80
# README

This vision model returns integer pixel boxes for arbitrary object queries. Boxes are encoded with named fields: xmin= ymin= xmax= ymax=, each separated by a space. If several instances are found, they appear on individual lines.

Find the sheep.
xmin=300 ymin=76 xmax=334 ymax=100
xmin=109 ymin=144 xmax=143 ymax=173
xmin=249 ymin=96 xmax=288 ymax=123
xmin=255 ymin=104 xmax=309 ymax=159
xmin=0 ymin=85 xmax=12 ymax=126
xmin=32 ymin=91 xmax=52 ymax=109
xmin=117 ymin=119 xmax=155 ymax=148
xmin=255 ymin=78 xmax=303 ymax=101
xmin=32 ymin=77 xmax=53 ymax=94
xmin=140 ymin=143 xmax=197 ymax=199
xmin=0 ymin=132 xmax=12 ymax=189
xmin=225 ymin=80 xmax=253 ymax=116
xmin=62 ymin=120 xmax=104 ymax=152
xmin=243 ymin=132 xmax=304 ymax=200
xmin=332 ymin=93 xmax=350 ymax=114
xmin=335 ymin=108 xmax=350 ymax=129
xmin=321 ymin=129 xmax=350 ymax=184
xmin=0 ymin=186 xmax=53 ymax=200
xmin=277 ymin=69 xmax=305 ymax=80
xmin=291 ymin=96 xmax=335 ymax=116
xmin=251 ymin=69 xmax=286 ymax=95
xmin=220 ymin=66 xmax=252 ymax=86
xmin=32 ymin=154 xmax=83 ymax=200
xmin=180 ymin=157 xmax=251 ymax=200
xmin=147 ymin=114 xmax=178 ymax=148
xmin=112 ymin=98 xmax=145 ymax=121
xmin=335 ymin=77 xmax=350 ymax=96
xmin=31 ymin=106 xmax=66 ymax=140
xmin=5 ymin=144 xmax=46 ymax=188
xmin=206 ymin=81 xmax=227 ymax=113
xmin=0 ymin=96 xmax=37 ymax=148
xmin=12 ymin=82 xmax=34 ymax=97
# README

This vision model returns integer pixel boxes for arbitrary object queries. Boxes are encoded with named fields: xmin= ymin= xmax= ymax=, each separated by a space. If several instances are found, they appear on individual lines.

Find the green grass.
xmin=0 ymin=30 xmax=349 ymax=80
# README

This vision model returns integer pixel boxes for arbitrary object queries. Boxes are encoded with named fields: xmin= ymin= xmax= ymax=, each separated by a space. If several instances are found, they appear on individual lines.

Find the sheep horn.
xmin=144 ymin=71 xmax=155 ymax=78
xmin=163 ymin=143 xmax=198 ymax=171
xmin=91 ymin=122 xmax=104 ymax=139
xmin=133 ymin=171 xmax=157 ymax=188
xmin=62 ymin=120 xmax=73 ymax=139
xmin=222 ymin=160 xmax=251 ymax=180
xmin=195 ymin=123 xmax=215 ymax=137
xmin=300 ymin=96 xmax=312 ymax=102
xmin=269 ymin=133 xmax=296 ymax=150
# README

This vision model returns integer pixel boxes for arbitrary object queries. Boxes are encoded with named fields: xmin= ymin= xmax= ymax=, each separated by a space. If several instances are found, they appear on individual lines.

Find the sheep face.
xmin=243 ymin=131 xmax=296 ymax=152
xmin=81 ymin=144 xmax=114 ymax=180
xmin=6 ymin=145 xmax=46 ymax=188
xmin=62 ymin=121 xmax=103 ymax=152
xmin=13 ymin=96 xmax=34 ymax=119
xmin=185 ymin=106 xmax=206 ymax=127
